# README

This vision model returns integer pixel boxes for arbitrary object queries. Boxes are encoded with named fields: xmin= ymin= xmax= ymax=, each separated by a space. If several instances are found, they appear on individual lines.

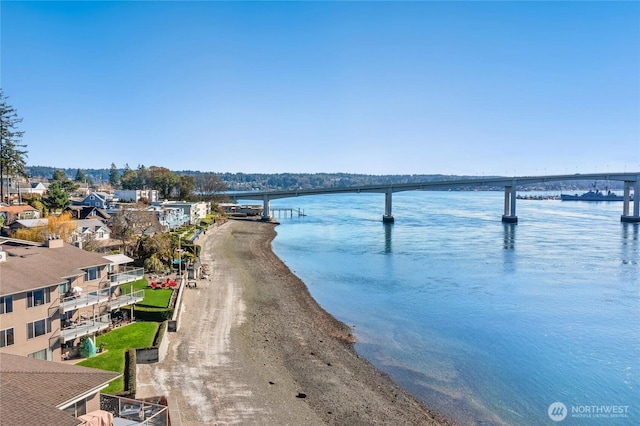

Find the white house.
xmin=153 ymin=201 xmax=210 ymax=225
xmin=114 ymin=189 xmax=159 ymax=203
xmin=71 ymin=219 xmax=111 ymax=248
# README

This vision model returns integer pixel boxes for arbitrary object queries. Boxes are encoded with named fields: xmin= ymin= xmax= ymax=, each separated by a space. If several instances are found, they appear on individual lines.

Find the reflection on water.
xmin=502 ymin=223 xmax=516 ymax=274
xmin=621 ymin=223 xmax=639 ymax=265
xmin=502 ymin=223 xmax=516 ymax=250
xmin=384 ymin=222 xmax=393 ymax=254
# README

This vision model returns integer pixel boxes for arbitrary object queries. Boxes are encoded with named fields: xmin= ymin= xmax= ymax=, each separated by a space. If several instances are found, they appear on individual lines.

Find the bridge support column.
xmin=502 ymin=186 xmax=518 ymax=223
xmin=382 ymin=189 xmax=394 ymax=223
xmin=262 ymin=196 xmax=271 ymax=221
xmin=621 ymin=180 xmax=640 ymax=223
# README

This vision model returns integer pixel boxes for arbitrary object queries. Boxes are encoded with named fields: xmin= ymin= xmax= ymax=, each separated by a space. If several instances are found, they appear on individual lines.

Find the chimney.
xmin=46 ymin=234 xmax=64 ymax=249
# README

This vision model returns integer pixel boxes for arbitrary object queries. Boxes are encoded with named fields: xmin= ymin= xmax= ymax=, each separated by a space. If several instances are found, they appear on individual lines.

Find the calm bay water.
xmin=256 ymin=191 xmax=638 ymax=425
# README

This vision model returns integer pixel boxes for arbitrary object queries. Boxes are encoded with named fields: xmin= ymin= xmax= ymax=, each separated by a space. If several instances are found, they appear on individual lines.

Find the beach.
xmin=136 ymin=219 xmax=451 ymax=425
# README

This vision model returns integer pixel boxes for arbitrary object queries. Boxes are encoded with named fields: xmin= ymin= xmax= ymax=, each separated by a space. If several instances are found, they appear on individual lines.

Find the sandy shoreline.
xmin=137 ymin=219 xmax=451 ymax=425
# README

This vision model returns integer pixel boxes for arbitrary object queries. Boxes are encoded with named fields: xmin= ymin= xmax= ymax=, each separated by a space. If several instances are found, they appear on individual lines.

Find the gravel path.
xmin=136 ymin=219 xmax=451 ymax=425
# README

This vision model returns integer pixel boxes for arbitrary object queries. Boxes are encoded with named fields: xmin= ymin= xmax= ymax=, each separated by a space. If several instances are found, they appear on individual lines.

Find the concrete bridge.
xmin=230 ymin=172 xmax=640 ymax=224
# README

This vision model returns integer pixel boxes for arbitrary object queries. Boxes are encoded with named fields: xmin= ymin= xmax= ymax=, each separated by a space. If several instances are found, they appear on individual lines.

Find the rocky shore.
xmin=136 ymin=219 xmax=451 ymax=425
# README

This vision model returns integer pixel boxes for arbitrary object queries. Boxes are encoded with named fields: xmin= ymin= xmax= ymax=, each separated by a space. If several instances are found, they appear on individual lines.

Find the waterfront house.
xmin=0 ymin=352 xmax=170 ymax=425
xmin=0 ymin=352 xmax=120 ymax=425
xmin=0 ymin=236 xmax=144 ymax=361
xmin=152 ymin=200 xmax=210 ymax=225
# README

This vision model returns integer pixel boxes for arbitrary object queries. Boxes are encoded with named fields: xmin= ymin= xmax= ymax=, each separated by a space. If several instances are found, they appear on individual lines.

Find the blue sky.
xmin=1 ymin=1 xmax=638 ymax=176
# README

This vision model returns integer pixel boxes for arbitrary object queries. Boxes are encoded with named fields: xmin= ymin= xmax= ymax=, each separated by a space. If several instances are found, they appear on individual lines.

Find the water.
xmin=254 ymin=191 xmax=638 ymax=425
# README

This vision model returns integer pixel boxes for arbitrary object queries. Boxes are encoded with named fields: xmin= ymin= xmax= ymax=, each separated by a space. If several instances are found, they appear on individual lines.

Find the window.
xmin=27 ymin=318 xmax=52 ymax=339
xmin=27 ymin=288 xmax=50 ymax=308
xmin=63 ymin=399 xmax=87 ymax=417
xmin=0 ymin=296 xmax=13 ymax=314
xmin=28 ymin=348 xmax=50 ymax=361
xmin=0 ymin=328 xmax=14 ymax=347
xmin=60 ymin=280 xmax=72 ymax=296
xmin=84 ymin=267 xmax=102 ymax=281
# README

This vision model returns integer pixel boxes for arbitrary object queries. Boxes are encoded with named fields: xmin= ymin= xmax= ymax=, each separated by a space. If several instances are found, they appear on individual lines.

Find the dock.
xmin=270 ymin=208 xmax=306 ymax=218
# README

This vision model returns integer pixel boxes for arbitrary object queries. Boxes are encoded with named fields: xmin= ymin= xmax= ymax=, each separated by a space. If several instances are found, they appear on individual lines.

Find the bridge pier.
xmin=621 ymin=180 xmax=640 ymax=223
xmin=382 ymin=189 xmax=394 ymax=223
xmin=262 ymin=195 xmax=271 ymax=221
xmin=502 ymin=186 xmax=518 ymax=223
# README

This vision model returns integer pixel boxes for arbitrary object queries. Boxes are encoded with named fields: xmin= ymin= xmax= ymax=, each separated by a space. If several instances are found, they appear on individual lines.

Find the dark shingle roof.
xmin=0 ymin=240 xmax=113 ymax=296
xmin=0 ymin=353 xmax=120 ymax=426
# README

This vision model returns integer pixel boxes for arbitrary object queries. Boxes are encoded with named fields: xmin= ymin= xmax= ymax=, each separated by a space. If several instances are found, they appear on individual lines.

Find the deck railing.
xmin=100 ymin=394 xmax=169 ymax=426
xmin=60 ymin=289 xmax=110 ymax=313
xmin=108 ymin=290 xmax=144 ymax=310
xmin=60 ymin=313 xmax=111 ymax=343
xmin=109 ymin=267 xmax=144 ymax=286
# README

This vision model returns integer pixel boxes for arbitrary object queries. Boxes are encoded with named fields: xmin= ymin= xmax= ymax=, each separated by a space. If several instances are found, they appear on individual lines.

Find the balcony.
xmin=108 ymin=290 xmax=144 ymax=310
xmin=101 ymin=394 xmax=169 ymax=426
xmin=109 ymin=267 xmax=144 ymax=287
xmin=60 ymin=313 xmax=111 ymax=343
xmin=60 ymin=289 xmax=110 ymax=313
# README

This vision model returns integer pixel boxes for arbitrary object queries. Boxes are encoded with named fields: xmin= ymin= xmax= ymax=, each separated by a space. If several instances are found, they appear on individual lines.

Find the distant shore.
xmin=137 ymin=218 xmax=451 ymax=425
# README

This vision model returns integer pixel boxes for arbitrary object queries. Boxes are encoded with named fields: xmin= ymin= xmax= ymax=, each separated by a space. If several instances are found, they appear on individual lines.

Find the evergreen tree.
xmin=52 ymin=169 xmax=68 ymax=181
xmin=75 ymin=168 xmax=86 ymax=182
xmin=120 ymin=167 xmax=140 ymax=190
xmin=109 ymin=162 xmax=120 ymax=188
xmin=44 ymin=181 xmax=70 ymax=211
xmin=51 ymin=168 xmax=79 ymax=193
xmin=0 ymin=89 xmax=28 ymax=204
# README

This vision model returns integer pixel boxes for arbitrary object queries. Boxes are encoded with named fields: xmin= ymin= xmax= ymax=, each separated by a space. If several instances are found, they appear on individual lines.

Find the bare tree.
xmin=108 ymin=203 xmax=164 ymax=257
xmin=195 ymin=173 xmax=227 ymax=201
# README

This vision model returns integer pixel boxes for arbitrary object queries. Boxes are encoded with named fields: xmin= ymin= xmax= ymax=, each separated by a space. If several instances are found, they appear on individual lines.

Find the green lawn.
xmin=122 ymin=278 xmax=173 ymax=308
xmin=77 ymin=321 xmax=158 ymax=394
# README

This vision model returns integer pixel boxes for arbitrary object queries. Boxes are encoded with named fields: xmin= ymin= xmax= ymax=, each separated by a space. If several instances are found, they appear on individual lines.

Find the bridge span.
xmin=230 ymin=172 xmax=640 ymax=224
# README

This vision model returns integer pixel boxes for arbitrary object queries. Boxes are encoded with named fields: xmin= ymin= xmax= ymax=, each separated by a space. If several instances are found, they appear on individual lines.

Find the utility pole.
xmin=178 ymin=236 xmax=182 ymax=277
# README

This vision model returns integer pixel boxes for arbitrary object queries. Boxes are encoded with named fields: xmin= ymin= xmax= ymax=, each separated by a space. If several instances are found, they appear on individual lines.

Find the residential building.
xmin=2 ymin=177 xmax=48 ymax=204
xmin=70 ymin=219 xmax=111 ymax=249
xmin=0 ymin=237 xmax=144 ymax=362
xmin=64 ymin=205 xmax=111 ymax=221
xmin=0 ymin=352 xmax=169 ymax=425
xmin=115 ymin=189 xmax=159 ymax=203
xmin=0 ymin=205 xmax=42 ymax=224
xmin=8 ymin=218 xmax=48 ymax=236
xmin=0 ymin=352 xmax=120 ymax=425
xmin=78 ymin=192 xmax=113 ymax=210
xmin=153 ymin=201 xmax=210 ymax=225
xmin=148 ymin=205 xmax=189 ymax=231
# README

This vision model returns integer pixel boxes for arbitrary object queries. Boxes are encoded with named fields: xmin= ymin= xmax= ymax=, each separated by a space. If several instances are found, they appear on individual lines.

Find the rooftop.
xmin=0 ymin=353 xmax=120 ymax=426
xmin=0 ymin=238 xmax=114 ymax=296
